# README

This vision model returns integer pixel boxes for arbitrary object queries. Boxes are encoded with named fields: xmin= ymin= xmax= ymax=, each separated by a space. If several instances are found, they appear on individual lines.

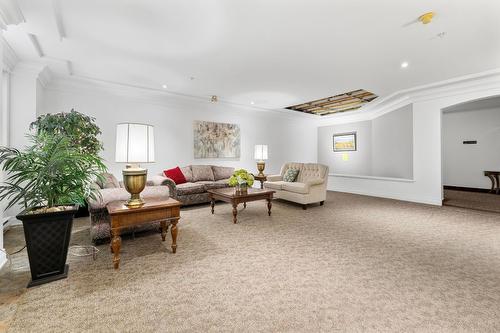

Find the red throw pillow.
xmin=164 ymin=167 xmax=187 ymax=185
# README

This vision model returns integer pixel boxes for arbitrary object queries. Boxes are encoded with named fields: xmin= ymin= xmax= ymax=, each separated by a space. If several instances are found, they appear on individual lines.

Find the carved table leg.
xmin=243 ymin=202 xmax=247 ymax=209
xmin=495 ymin=175 xmax=500 ymax=194
xmin=171 ymin=219 xmax=178 ymax=253
xmin=486 ymin=174 xmax=496 ymax=193
xmin=111 ymin=228 xmax=121 ymax=269
xmin=160 ymin=220 xmax=167 ymax=241
xmin=211 ymin=198 xmax=215 ymax=214
xmin=232 ymin=203 xmax=238 ymax=224
xmin=267 ymin=198 xmax=272 ymax=216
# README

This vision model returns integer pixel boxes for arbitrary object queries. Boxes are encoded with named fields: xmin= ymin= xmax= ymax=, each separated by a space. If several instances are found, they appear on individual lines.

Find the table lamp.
xmin=254 ymin=144 xmax=268 ymax=177
xmin=115 ymin=123 xmax=155 ymax=207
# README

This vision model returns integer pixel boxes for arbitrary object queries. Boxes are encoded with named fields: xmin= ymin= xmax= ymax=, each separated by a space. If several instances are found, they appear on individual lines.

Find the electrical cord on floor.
xmin=7 ymin=244 xmax=26 ymax=255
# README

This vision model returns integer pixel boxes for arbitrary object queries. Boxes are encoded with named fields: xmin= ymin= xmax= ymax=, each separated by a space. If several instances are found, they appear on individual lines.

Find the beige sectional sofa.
xmin=264 ymin=162 xmax=329 ymax=209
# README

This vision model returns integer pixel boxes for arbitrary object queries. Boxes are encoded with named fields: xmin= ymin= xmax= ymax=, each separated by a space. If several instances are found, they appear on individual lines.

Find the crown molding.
xmin=13 ymin=61 xmax=46 ymax=77
xmin=0 ymin=0 xmax=24 ymax=30
xmin=44 ymin=73 xmax=318 ymax=121
xmin=52 ymin=0 xmax=65 ymax=41
xmin=317 ymin=68 xmax=500 ymax=125
xmin=27 ymin=33 xmax=44 ymax=57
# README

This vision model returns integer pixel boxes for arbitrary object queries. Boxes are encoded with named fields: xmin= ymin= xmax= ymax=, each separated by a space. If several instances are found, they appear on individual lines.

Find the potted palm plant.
xmin=0 ymin=132 xmax=105 ymax=287
xmin=30 ymin=109 xmax=103 ymax=217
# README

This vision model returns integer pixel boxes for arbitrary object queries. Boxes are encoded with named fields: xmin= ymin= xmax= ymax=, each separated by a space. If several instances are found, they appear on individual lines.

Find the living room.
xmin=1 ymin=1 xmax=500 ymax=332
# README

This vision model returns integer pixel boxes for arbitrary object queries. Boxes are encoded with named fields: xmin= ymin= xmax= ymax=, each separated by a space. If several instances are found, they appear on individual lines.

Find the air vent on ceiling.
xmin=286 ymin=89 xmax=378 ymax=116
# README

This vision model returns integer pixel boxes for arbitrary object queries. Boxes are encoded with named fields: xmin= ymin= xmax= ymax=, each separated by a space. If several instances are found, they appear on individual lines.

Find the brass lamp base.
xmin=122 ymin=165 xmax=147 ymax=208
xmin=256 ymin=161 xmax=266 ymax=177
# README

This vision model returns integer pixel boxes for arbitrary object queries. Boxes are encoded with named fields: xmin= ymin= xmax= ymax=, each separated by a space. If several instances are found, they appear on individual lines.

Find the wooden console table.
xmin=106 ymin=198 xmax=181 ymax=269
xmin=484 ymin=171 xmax=500 ymax=194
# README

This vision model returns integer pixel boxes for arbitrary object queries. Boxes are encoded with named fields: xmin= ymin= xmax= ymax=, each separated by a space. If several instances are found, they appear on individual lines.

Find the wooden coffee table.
xmin=106 ymin=198 xmax=181 ymax=269
xmin=208 ymin=187 xmax=275 ymax=224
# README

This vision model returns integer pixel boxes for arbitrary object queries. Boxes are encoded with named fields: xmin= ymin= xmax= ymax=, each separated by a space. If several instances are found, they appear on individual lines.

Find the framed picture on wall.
xmin=333 ymin=132 xmax=357 ymax=152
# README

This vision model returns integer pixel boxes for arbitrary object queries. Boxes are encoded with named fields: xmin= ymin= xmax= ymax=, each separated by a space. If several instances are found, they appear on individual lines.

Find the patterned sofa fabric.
xmin=212 ymin=166 xmax=234 ymax=180
xmin=191 ymin=165 xmax=215 ymax=181
xmin=159 ymin=165 xmax=234 ymax=206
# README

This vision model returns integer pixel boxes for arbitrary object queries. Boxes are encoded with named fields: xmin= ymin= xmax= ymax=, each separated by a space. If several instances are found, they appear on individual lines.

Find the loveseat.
xmin=263 ymin=162 xmax=329 ymax=209
xmin=156 ymin=165 xmax=234 ymax=206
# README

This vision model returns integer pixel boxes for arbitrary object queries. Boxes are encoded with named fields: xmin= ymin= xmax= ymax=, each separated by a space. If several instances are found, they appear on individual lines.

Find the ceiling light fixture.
xmin=161 ymin=84 xmax=168 ymax=89
xmin=418 ymin=12 xmax=435 ymax=24
xmin=401 ymin=62 xmax=409 ymax=69
xmin=250 ymin=101 xmax=255 ymax=105
xmin=210 ymin=95 xmax=218 ymax=103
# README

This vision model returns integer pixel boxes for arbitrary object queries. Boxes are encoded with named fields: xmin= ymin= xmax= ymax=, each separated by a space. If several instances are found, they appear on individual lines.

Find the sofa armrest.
xmin=162 ymin=177 xmax=177 ymax=199
xmin=147 ymin=175 xmax=177 ymax=199
xmin=305 ymin=178 xmax=325 ymax=186
xmin=267 ymin=174 xmax=283 ymax=182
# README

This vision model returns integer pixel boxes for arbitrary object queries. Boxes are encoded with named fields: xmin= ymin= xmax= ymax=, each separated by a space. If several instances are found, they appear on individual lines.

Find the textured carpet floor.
xmin=444 ymin=189 xmax=500 ymax=213
xmin=5 ymin=192 xmax=500 ymax=332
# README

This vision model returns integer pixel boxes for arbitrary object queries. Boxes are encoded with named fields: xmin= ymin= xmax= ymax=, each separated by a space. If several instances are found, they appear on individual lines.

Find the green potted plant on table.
xmin=0 ymin=132 xmax=105 ymax=287
xmin=228 ymin=169 xmax=255 ymax=195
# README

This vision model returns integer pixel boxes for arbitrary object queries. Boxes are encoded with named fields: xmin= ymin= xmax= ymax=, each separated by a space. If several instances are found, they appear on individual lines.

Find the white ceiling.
xmin=4 ymin=0 xmax=500 ymax=110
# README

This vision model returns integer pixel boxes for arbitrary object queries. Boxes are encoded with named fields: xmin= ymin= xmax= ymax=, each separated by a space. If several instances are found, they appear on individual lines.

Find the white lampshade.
xmin=254 ymin=144 xmax=268 ymax=160
xmin=115 ymin=123 xmax=155 ymax=163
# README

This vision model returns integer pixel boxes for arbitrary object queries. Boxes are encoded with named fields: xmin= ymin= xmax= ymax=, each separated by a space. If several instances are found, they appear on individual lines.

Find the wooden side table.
xmin=254 ymin=174 xmax=267 ymax=189
xmin=106 ymin=198 xmax=181 ymax=269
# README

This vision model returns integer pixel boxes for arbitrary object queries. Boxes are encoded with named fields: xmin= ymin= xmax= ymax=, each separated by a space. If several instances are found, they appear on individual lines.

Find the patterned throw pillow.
xmin=283 ymin=168 xmax=299 ymax=182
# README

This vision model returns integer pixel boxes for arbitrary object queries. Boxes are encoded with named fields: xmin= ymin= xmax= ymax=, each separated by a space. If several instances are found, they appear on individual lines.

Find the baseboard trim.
xmin=443 ymin=185 xmax=491 ymax=193
xmin=327 ymin=189 xmax=442 ymax=206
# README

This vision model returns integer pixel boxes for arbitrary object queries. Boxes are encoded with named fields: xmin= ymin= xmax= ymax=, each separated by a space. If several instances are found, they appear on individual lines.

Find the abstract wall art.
xmin=193 ymin=120 xmax=240 ymax=159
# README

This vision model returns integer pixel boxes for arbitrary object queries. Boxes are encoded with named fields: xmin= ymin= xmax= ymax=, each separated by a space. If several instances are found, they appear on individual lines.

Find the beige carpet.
xmin=444 ymin=189 xmax=500 ymax=213
xmin=4 ymin=192 xmax=500 ymax=332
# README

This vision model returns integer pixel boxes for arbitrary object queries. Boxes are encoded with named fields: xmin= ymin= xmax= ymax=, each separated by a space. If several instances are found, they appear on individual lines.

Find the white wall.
xmin=372 ymin=105 xmax=413 ymax=178
xmin=317 ymin=70 xmax=500 ymax=205
xmin=443 ymin=106 xmax=500 ymax=189
xmin=317 ymin=105 xmax=413 ymax=179
xmin=39 ymin=79 xmax=318 ymax=179
xmin=317 ymin=120 xmax=372 ymax=175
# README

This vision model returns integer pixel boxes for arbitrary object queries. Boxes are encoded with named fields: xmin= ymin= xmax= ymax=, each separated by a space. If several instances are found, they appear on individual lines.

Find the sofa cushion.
xmin=197 ymin=180 xmax=228 ymax=190
xmin=282 ymin=182 xmax=309 ymax=194
xmin=212 ymin=166 xmax=234 ymax=181
xmin=215 ymin=178 xmax=230 ymax=185
xmin=283 ymin=168 xmax=300 ymax=182
xmin=191 ymin=165 xmax=215 ymax=181
xmin=97 ymin=173 xmax=120 ymax=189
xmin=264 ymin=181 xmax=286 ymax=190
xmin=180 ymin=166 xmax=193 ymax=182
xmin=176 ymin=182 xmax=206 ymax=195
xmin=297 ymin=163 xmax=328 ymax=182
xmin=164 ymin=166 xmax=187 ymax=185
xmin=88 ymin=186 xmax=170 ymax=210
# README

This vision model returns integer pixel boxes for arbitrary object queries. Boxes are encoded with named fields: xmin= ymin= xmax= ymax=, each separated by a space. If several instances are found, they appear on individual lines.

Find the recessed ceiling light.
xmin=401 ymin=62 xmax=409 ymax=69
xmin=250 ymin=101 xmax=255 ymax=105
xmin=161 ymin=84 xmax=168 ymax=89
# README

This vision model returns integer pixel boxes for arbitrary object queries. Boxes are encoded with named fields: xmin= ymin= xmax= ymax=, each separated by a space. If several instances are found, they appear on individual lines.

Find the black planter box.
xmin=16 ymin=206 xmax=78 ymax=288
